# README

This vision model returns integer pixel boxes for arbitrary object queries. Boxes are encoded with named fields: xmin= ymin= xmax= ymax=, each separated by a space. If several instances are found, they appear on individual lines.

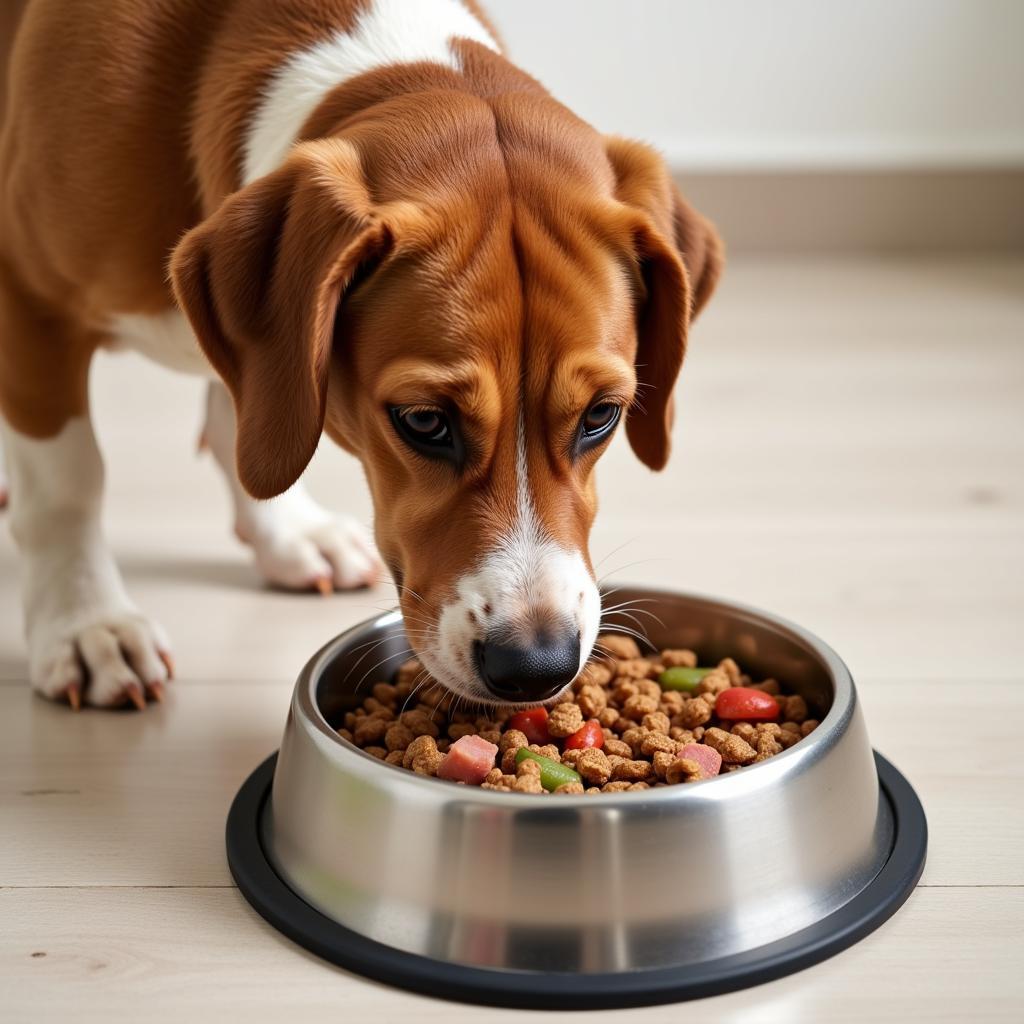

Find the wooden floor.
xmin=1 ymin=256 xmax=1022 ymax=1022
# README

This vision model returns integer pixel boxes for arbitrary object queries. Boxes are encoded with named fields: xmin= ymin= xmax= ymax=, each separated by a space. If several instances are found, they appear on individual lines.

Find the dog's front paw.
xmin=30 ymin=610 xmax=173 ymax=710
xmin=248 ymin=515 xmax=382 ymax=593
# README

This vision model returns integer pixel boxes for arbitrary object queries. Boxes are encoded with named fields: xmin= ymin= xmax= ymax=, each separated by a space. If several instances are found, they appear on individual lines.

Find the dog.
xmin=0 ymin=0 xmax=722 ymax=711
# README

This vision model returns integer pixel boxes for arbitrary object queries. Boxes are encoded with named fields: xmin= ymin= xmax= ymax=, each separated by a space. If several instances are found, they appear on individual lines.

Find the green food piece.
xmin=658 ymin=666 xmax=714 ymax=692
xmin=514 ymin=747 xmax=582 ymax=792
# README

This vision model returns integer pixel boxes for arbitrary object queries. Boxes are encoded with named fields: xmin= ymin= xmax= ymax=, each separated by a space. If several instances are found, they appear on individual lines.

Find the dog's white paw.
xmin=247 ymin=515 xmax=382 ymax=593
xmin=30 ymin=610 xmax=173 ymax=710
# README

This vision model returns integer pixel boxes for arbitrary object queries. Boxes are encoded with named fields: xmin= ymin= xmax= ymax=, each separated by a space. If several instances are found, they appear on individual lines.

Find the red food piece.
xmin=713 ymin=686 xmax=780 ymax=721
xmin=437 ymin=734 xmax=498 ymax=785
xmin=564 ymin=719 xmax=604 ymax=751
xmin=678 ymin=742 xmax=722 ymax=779
xmin=506 ymin=707 xmax=551 ymax=745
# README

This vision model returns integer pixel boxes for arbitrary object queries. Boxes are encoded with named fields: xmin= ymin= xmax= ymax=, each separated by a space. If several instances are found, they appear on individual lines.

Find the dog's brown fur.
xmin=0 ymin=0 xmax=722 ymax=644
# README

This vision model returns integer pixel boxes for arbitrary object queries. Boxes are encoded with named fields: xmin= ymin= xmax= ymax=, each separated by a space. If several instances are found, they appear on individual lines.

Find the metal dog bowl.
xmin=227 ymin=588 xmax=926 ymax=1008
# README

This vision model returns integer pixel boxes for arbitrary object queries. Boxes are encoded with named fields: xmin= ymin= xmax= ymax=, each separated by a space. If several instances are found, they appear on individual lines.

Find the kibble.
xmin=339 ymin=634 xmax=820 ymax=794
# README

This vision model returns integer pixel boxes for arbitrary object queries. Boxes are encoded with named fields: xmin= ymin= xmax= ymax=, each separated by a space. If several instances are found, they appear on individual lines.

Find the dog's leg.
xmin=1 ymin=415 xmax=173 ymax=708
xmin=202 ymin=381 xmax=381 ymax=592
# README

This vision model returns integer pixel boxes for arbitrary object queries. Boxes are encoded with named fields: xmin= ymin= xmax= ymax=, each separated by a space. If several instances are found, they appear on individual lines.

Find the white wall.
xmin=485 ymin=0 xmax=1024 ymax=170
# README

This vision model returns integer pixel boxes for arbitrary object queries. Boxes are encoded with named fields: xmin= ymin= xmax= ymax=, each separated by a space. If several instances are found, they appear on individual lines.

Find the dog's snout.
xmin=475 ymin=631 xmax=581 ymax=702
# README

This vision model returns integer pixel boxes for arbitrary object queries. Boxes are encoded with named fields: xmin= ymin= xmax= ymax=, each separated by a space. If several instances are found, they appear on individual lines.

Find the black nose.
xmin=475 ymin=633 xmax=581 ymax=702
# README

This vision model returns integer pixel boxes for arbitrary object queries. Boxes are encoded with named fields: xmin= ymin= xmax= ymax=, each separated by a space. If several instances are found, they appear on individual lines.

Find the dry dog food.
xmin=336 ymin=634 xmax=820 ymax=794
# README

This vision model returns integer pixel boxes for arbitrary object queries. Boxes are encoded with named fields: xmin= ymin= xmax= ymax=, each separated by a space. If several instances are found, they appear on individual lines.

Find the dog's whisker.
xmin=592 ymin=536 xmax=640 ymax=573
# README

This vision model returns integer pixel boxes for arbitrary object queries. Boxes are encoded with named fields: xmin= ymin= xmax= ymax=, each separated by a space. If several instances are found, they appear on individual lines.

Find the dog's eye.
xmin=390 ymin=406 xmax=462 ymax=464
xmin=583 ymin=401 xmax=620 ymax=436
xmin=574 ymin=400 xmax=621 ymax=458
xmin=398 ymin=408 xmax=450 ymax=444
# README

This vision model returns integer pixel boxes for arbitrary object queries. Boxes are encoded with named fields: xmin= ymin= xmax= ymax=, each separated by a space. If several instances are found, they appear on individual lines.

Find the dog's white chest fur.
xmin=108 ymin=309 xmax=214 ymax=377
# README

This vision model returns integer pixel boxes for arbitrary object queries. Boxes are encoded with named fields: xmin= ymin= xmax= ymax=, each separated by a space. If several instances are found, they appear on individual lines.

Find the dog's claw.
xmin=126 ymin=686 xmax=146 ymax=711
xmin=314 ymin=576 xmax=333 ymax=597
xmin=158 ymin=651 xmax=175 ymax=680
xmin=148 ymin=681 xmax=165 ymax=704
xmin=66 ymin=683 xmax=82 ymax=712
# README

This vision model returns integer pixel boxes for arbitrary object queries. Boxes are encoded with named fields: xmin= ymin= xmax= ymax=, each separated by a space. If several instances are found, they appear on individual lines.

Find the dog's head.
xmin=170 ymin=100 xmax=721 ymax=707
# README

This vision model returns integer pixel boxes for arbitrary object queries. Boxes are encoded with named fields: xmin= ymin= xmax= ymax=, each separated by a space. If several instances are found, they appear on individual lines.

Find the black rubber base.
xmin=226 ymin=752 xmax=926 ymax=1010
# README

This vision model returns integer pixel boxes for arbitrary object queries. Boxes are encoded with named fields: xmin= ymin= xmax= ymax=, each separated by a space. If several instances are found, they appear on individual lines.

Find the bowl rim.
xmin=292 ymin=586 xmax=857 ymax=807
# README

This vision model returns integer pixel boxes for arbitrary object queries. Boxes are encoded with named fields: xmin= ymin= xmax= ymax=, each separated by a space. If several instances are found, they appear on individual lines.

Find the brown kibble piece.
xmin=621 ymin=727 xmax=647 ymax=756
xmin=547 ymin=702 xmax=584 ymax=738
xmin=516 ymin=757 xmax=542 ymax=779
xmin=666 ymin=757 xmax=703 ymax=784
xmin=597 ymin=707 xmax=620 ymax=728
xmin=576 ymin=748 xmax=613 ymax=785
xmin=717 ymin=657 xmax=742 ymax=685
xmin=641 ymin=711 xmax=671 ymax=734
xmin=603 ymin=736 xmax=633 ymax=758
xmin=385 ymin=750 xmax=405 ymax=766
xmin=801 ymin=719 xmax=820 ymax=737
xmin=640 ymin=731 xmax=678 ymax=757
xmin=399 ymin=709 xmax=440 ymax=738
xmin=554 ymin=781 xmax=585 ymax=795
xmin=384 ymin=722 xmax=415 ymax=751
xmin=514 ymin=774 xmax=544 ymax=794
xmin=731 ymin=722 xmax=758 ymax=745
xmin=364 ymin=745 xmax=388 ymax=759
xmin=675 ymin=697 xmax=713 ymax=729
xmin=578 ymin=661 xmax=614 ymax=686
xmin=395 ymin=658 xmax=424 ymax=689
xmin=703 ymin=727 xmax=757 ymax=764
xmin=614 ymin=658 xmax=653 ymax=680
xmin=612 ymin=758 xmax=653 ymax=782
xmin=696 ymin=668 xmax=732 ymax=696
xmin=659 ymin=691 xmax=684 ymax=716
xmin=784 ymin=695 xmax=809 ymax=723
xmin=402 ymin=734 xmax=439 ymax=769
xmin=660 ymin=648 xmax=698 ymax=668
xmin=755 ymin=732 xmax=783 ymax=761
xmin=611 ymin=680 xmax=639 ymax=704
xmin=577 ymin=684 xmax=608 ymax=718
xmin=635 ymin=679 xmax=662 ymax=701
xmin=778 ymin=727 xmax=801 ymax=749
xmin=499 ymin=729 xmax=529 ymax=753
xmin=353 ymin=717 xmax=389 ymax=747
xmin=371 ymin=682 xmax=397 ymax=704
xmin=598 ymin=634 xmax=642 ymax=660
xmin=623 ymin=693 xmax=659 ymax=721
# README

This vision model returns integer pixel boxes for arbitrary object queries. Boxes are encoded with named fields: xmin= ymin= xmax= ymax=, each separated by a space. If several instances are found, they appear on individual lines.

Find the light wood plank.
xmin=0 ymin=886 xmax=1020 ymax=1023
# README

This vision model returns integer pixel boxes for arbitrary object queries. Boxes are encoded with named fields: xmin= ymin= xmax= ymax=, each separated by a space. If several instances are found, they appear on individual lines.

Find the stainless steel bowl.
xmin=263 ymin=587 xmax=900 ymax=977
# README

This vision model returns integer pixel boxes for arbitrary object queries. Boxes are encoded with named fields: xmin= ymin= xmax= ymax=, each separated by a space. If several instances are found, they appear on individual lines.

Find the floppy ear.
xmin=169 ymin=140 xmax=393 ymax=499
xmin=605 ymin=137 xmax=724 ymax=471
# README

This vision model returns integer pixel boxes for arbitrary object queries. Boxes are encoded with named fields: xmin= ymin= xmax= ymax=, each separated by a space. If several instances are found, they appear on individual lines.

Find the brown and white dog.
xmin=0 ymin=0 xmax=721 ymax=710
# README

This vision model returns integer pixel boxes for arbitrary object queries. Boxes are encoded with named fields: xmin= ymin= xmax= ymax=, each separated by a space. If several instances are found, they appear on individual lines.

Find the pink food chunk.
xmin=678 ymin=743 xmax=722 ymax=779
xmin=437 ymin=734 xmax=499 ymax=785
